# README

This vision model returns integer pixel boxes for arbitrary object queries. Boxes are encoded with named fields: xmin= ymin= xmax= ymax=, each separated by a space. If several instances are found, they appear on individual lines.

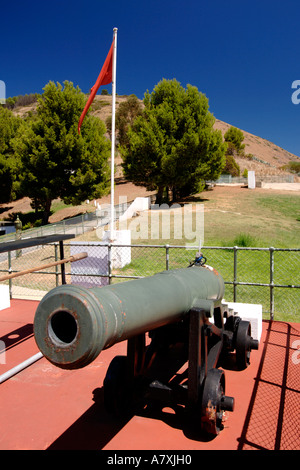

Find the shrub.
xmin=286 ymin=161 xmax=300 ymax=174
xmin=233 ymin=233 xmax=257 ymax=247
xmin=224 ymin=126 xmax=245 ymax=154
xmin=223 ymin=154 xmax=240 ymax=176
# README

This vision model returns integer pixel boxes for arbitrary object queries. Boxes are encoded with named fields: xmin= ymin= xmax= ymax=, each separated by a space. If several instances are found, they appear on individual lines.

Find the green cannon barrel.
xmin=34 ymin=266 xmax=224 ymax=370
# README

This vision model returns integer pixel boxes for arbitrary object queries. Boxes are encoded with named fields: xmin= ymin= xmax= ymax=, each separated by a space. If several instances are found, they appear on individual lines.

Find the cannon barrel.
xmin=34 ymin=265 xmax=224 ymax=370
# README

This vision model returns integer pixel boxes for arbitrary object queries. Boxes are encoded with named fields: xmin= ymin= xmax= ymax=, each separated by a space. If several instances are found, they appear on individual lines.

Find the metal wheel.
xmin=235 ymin=320 xmax=253 ymax=369
xmin=103 ymin=355 xmax=132 ymax=416
xmin=201 ymin=368 xmax=234 ymax=436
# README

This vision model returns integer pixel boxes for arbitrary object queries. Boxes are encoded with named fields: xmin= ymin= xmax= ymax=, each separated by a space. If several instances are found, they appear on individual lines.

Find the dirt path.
xmin=0 ymin=182 xmax=298 ymax=224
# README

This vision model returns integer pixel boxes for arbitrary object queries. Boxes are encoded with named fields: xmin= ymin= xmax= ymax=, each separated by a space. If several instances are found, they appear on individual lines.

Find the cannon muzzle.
xmin=34 ymin=266 xmax=224 ymax=370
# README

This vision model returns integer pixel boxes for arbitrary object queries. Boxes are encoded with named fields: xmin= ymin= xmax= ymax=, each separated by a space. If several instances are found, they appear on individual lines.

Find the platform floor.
xmin=0 ymin=299 xmax=299 ymax=451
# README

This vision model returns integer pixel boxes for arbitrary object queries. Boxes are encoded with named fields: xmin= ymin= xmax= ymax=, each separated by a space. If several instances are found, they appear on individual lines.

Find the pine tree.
xmin=121 ymin=79 xmax=226 ymax=202
xmin=13 ymin=81 xmax=110 ymax=224
xmin=0 ymin=106 xmax=22 ymax=202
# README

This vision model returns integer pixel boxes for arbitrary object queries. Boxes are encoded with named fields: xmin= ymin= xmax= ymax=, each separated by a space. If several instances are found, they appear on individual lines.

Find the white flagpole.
xmin=110 ymin=27 xmax=118 ymax=241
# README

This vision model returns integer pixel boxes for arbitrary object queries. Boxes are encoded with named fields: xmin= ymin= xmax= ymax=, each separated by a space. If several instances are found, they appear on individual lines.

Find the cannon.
xmin=34 ymin=256 xmax=258 ymax=436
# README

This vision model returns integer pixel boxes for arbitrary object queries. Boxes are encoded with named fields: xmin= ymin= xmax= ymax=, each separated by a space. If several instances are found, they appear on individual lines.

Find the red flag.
xmin=78 ymin=38 xmax=114 ymax=134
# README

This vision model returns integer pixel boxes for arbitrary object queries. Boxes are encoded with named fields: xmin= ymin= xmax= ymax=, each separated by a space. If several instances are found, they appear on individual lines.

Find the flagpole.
xmin=110 ymin=27 xmax=118 ymax=241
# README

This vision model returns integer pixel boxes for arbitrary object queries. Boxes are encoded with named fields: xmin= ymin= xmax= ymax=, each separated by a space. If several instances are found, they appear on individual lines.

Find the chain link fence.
xmin=0 ymin=242 xmax=299 ymax=322
xmin=211 ymin=174 xmax=295 ymax=185
xmin=0 ymin=200 xmax=129 ymax=243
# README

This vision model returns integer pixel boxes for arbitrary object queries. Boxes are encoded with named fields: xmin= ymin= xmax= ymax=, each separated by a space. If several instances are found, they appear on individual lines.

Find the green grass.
xmin=109 ymin=187 xmax=300 ymax=322
xmin=51 ymin=200 xmax=73 ymax=213
xmin=255 ymin=194 xmax=300 ymax=225
xmin=73 ymin=188 xmax=300 ymax=248
xmin=202 ymin=191 xmax=300 ymax=248
xmin=232 ymin=233 xmax=258 ymax=247
xmin=75 ymin=187 xmax=300 ymax=322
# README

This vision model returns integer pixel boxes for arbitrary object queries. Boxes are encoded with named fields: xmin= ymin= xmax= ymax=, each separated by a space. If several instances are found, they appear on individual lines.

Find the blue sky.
xmin=1 ymin=0 xmax=300 ymax=157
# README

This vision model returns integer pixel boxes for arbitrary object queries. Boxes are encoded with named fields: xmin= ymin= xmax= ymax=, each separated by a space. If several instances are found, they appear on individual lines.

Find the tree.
xmin=106 ymin=94 xmax=143 ymax=146
xmin=222 ymin=126 xmax=244 ymax=177
xmin=13 ymin=81 xmax=111 ymax=224
xmin=0 ymin=106 xmax=22 ymax=202
xmin=223 ymin=154 xmax=240 ymax=177
xmin=224 ymin=126 xmax=245 ymax=154
xmin=121 ymin=79 xmax=226 ymax=202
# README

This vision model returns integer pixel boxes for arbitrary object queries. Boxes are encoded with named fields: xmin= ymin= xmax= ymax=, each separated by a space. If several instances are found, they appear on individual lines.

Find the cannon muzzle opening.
xmin=48 ymin=310 xmax=78 ymax=346
xmin=34 ymin=285 xmax=107 ymax=369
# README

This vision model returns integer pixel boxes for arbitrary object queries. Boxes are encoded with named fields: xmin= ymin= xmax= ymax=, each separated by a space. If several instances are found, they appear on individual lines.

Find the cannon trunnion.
xmin=34 ymin=263 xmax=258 ymax=437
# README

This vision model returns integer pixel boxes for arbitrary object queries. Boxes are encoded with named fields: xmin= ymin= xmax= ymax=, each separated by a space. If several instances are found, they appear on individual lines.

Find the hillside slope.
xmin=12 ymin=93 xmax=299 ymax=178
xmin=213 ymin=119 xmax=298 ymax=177
xmin=88 ymin=95 xmax=300 ymax=178
xmin=1 ymin=93 xmax=299 ymax=224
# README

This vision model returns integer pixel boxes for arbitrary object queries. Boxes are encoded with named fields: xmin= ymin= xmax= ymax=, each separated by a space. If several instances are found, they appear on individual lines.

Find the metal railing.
xmin=210 ymin=174 xmax=295 ymax=185
xmin=0 ymin=242 xmax=299 ymax=321
xmin=0 ymin=200 xmax=130 ymax=244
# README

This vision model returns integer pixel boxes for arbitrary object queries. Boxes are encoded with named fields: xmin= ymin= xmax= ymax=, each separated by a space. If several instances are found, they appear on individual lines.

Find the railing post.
xmin=165 ymin=244 xmax=169 ymax=271
xmin=54 ymin=243 xmax=59 ymax=287
xmin=8 ymin=251 xmax=12 ymax=299
xmin=270 ymin=247 xmax=275 ymax=320
xmin=233 ymin=246 xmax=238 ymax=302
xmin=108 ymin=243 xmax=112 ymax=285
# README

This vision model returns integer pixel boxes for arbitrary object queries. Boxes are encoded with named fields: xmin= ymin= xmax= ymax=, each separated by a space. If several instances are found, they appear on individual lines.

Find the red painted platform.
xmin=0 ymin=299 xmax=299 ymax=451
